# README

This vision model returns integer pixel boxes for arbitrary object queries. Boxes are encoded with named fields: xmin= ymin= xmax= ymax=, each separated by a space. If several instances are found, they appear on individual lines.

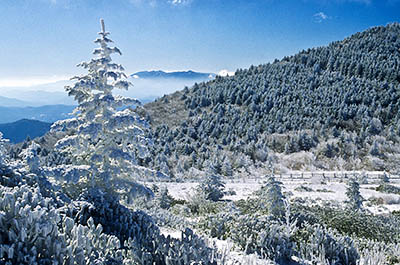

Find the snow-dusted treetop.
xmin=50 ymin=19 xmax=162 ymax=192
xmin=67 ymin=18 xmax=135 ymax=103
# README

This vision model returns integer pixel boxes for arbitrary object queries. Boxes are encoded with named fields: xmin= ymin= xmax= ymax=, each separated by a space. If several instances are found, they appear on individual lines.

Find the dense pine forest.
xmin=140 ymin=23 xmax=400 ymax=178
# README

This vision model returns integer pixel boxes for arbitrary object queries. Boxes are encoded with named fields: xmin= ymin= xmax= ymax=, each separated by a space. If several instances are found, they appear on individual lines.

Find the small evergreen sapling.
xmin=380 ymin=172 xmax=390 ymax=184
xmin=198 ymin=173 xmax=225 ymax=202
xmin=345 ymin=177 xmax=364 ymax=211
xmin=196 ymin=167 xmax=225 ymax=202
xmin=257 ymin=175 xmax=285 ymax=217
xmin=156 ymin=186 xmax=173 ymax=209
xmin=0 ymin=132 xmax=8 ymax=167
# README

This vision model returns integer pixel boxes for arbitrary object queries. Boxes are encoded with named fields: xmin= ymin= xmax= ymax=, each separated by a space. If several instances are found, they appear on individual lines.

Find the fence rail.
xmin=273 ymin=172 xmax=400 ymax=180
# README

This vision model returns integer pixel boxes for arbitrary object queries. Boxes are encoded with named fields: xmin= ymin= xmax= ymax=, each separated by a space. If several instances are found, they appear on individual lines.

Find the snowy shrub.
xmin=294 ymin=184 xmax=314 ymax=192
xmin=295 ymin=223 xmax=359 ymax=265
xmin=228 ymin=214 xmax=294 ymax=262
xmin=68 ymin=187 xmax=217 ymax=264
xmin=197 ymin=210 xmax=238 ymax=240
xmin=367 ymin=196 xmax=385 ymax=205
xmin=376 ymin=183 xmax=400 ymax=195
xmin=234 ymin=197 xmax=263 ymax=215
xmin=0 ymin=184 xmax=124 ymax=264
xmin=186 ymin=184 xmax=225 ymax=215
xmin=20 ymin=142 xmax=41 ymax=173
xmin=293 ymin=204 xmax=400 ymax=243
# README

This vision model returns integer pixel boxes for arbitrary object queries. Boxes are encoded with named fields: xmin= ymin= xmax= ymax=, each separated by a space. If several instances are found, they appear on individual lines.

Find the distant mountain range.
xmin=0 ymin=105 xmax=75 ymax=124
xmin=0 ymin=96 xmax=34 ymax=107
xmin=0 ymin=80 xmax=75 ymax=107
xmin=131 ymin=70 xmax=216 ymax=80
xmin=0 ymin=119 xmax=52 ymax=143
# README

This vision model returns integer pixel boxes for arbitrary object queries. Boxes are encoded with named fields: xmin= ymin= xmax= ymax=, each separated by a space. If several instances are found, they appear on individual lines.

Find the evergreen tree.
xmin=264 ymin=175 xmax=285 ymax=217
xmin=345 ymin=178 xmax=364 ymax=211
xmin=197 ymin=168 xmax=225 ymax=202
xmin=21 ymin=142 xmax=41 ymax=174
xmin=50 ymin=19 xmax=157 ymax=196
xmin=156 ymin=186 xmax=173 ymax=209
xmin=0 ymin=132 xmax=9 ymax=167
xmin=380 ymin=172 xmax=390 ymax=184
xmin=257 ymin=175 xmax=285 ymax=217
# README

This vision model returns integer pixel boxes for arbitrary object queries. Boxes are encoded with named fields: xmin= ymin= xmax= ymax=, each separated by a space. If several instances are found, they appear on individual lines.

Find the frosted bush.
xmin=296 ymin=224 xmax=359 ymax=265
xmin=0 ymin=184 xmax=124 ymax=264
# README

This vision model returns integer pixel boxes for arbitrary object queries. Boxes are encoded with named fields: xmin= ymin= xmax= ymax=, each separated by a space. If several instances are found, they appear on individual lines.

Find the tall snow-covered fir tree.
xmin=50 ymin=19 xmax=158 ymax=196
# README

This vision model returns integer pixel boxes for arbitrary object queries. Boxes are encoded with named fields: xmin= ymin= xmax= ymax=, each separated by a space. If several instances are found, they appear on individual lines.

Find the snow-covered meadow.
xmin=152 ymin=173 xmax=400 ymax=214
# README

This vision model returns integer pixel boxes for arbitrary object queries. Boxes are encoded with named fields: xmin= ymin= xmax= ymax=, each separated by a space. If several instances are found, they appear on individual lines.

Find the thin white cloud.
xmin=349 ymin=0 xmax=371 ymax=4
xmin=217 ymin=69 xmax=235 ymax=77
xmin=304 ymin=0 xmax=372 ymax=5
xmin=0 ymin=76 xmax=69 ymax=88
xmin=169 ymin=0 xmax=192 ymax=5
xmin=313 ymin=12 xmax=329 ymax=23
xmin=130 ymin=0 xmax=191 ymax=6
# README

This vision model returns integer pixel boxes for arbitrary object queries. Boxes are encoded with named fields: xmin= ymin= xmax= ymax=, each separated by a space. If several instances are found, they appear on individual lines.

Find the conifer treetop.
xmin=66 ymin=19 xmax=133 ymax=104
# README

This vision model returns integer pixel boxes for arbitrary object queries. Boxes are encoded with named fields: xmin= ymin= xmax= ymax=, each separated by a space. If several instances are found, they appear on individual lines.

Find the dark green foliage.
xmin=292 ymin=204 xmax=400 ymax=243
xmin=295 ymin=224 xmax=359 ymax=265
xmin=376 ymin=183 xmax=400 ymax=194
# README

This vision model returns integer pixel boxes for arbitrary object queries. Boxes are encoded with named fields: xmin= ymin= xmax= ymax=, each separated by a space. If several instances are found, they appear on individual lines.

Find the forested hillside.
xmin=0 ymin=119 xmax=51 ymax=143
xmin=141 ymin=23 xmax=400 ymax=177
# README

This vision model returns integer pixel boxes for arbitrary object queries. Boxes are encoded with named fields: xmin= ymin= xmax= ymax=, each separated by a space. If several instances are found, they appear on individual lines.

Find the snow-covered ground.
xmin=149 ymin=174 xmax=400 ymax=214
xmin=148 ymin=173 xmax=400 ymax=264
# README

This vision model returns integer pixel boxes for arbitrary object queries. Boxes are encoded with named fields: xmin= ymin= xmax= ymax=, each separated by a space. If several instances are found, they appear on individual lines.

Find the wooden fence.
xmin=272 ymin=172 xmax=400 ymax=180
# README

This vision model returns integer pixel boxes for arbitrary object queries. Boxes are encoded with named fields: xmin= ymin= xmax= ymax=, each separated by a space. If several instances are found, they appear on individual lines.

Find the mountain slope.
xmin=0 ymin=119 xmax=52 ymax=143
xmin=138 ymin=23 xmax=400 ymax=177
xmin=0 ymin=96 xmax=34 ymax=107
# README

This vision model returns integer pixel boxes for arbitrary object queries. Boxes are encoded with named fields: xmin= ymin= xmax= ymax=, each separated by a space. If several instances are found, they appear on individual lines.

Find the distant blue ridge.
xmin=131 ymin=70 xmax=216 ymax=80
xmin=0 ymin=119 xmax=52 ymax=143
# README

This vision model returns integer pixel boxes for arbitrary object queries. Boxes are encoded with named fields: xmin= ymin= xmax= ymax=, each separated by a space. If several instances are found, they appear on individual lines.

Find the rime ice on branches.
xmin=50 ymin=20 xmax=159 ymax=197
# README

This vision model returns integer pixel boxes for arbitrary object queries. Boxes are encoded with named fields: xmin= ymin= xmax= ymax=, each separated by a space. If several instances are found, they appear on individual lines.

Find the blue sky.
xmin=0 ymin=0 xmax=399 ymax=86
